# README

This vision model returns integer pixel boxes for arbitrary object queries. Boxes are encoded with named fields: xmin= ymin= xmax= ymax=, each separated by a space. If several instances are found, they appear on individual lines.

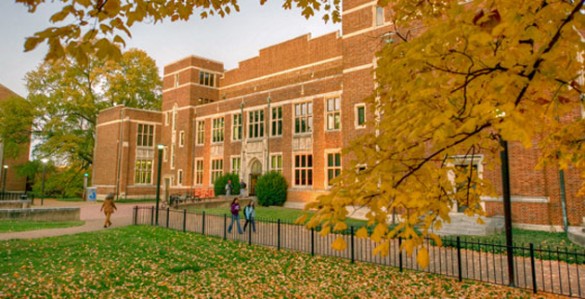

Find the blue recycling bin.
xmin=87 ymin=187 xmax=97 ymax=201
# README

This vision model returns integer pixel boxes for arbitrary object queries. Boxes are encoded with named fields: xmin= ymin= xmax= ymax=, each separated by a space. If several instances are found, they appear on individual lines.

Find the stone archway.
xmin=248 ymin=159 xmax=262 ymax=196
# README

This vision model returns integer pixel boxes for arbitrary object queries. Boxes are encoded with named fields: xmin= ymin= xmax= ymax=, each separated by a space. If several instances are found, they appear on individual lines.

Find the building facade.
xmin=93 ymin=0 xmax=584 ymax=230
xmin=0 ymin=84 xmax=31 ymax=192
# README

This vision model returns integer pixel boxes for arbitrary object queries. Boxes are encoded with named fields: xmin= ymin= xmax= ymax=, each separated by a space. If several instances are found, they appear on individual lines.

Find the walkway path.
xmin=0 ymin=199 xmax=143 ymax=240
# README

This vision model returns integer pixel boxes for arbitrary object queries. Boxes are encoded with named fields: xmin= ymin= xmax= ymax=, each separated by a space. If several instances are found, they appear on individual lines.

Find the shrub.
xmin=256 ymin=171 xmax=287 ymax=206
xmin=213 ymin=173 xmax=240 ymax=196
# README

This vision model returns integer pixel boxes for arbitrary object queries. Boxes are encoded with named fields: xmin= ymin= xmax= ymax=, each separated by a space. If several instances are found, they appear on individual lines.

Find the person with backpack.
xmin=243 ymin=200 xmax=256 ymax=233
xmin=227 ymin=197 xmax=243 ymax=234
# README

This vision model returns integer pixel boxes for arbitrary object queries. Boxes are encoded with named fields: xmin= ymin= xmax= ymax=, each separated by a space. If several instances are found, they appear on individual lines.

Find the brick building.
xmin=0 ymin=84 xmax=31 ymax=192
xmin=93 ymin=0 xmax=584 ymax=231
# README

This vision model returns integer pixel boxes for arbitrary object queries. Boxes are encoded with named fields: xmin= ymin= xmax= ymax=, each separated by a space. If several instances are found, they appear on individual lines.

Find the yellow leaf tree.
xmin=16 ymin=0 xmax=342 ymax=63
xmin=306 ymin=0 xmax=585 ymax=263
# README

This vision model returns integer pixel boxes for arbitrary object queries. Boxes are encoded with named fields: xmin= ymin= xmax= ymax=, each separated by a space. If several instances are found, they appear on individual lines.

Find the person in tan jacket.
xmin=100 ymin=193 xmax=117 ymax=228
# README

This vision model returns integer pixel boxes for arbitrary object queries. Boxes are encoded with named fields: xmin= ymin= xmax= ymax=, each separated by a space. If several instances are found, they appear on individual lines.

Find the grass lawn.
xmin=188 ymin=205 xmax=368 ymax=227
xmin=0 ymin=220 xmax=85 ymax=233
xmin=0 ymin=226 xmax=555 ymax=298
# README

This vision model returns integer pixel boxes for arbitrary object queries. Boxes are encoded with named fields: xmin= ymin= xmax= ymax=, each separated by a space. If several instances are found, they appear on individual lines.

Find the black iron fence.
xmin=0 ymin=191 xmax=29 ymax=200
xmin=133 ymin=206 xmax=585 ymax=297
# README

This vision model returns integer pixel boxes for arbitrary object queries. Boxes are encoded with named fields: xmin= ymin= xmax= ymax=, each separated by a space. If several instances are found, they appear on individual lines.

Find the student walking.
xmin=100 ymin=193 xmax=117 ymax=228
xmin=243 ymin=201 xmax=256 ymax=233
xmin=227 ymin=197 xmax=243 ymax=234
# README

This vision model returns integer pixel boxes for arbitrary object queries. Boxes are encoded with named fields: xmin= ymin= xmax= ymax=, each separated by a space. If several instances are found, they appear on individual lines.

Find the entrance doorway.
xmin=248 ymin=160 xmax=262 ymax=196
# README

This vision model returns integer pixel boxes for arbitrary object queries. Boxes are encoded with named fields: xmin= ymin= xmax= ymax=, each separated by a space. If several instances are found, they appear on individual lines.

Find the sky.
xmin=0 ymin=1 xmax=340 ymax=97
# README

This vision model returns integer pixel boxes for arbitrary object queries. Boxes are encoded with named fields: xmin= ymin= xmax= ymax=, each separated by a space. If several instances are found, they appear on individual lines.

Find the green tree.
xmin=213 ymin=173 xmax=240 ymax=196
xmin=256 ymin=171 xmax=288 ymax=207
xmin=17 ymin=0 xmax=342 ymax=63
xmin=306 ymin=0 xmax=585 ymax=267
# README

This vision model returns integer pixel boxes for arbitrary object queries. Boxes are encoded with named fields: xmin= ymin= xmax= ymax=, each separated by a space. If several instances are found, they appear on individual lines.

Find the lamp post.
xmin=1 ymin=165 xmax=7 ymax=199
xmin=499 ymin=138 xmax=515 ymax=287
xmin=155 ymin=144 xmax=164 ymax=226
xmin=41 ymin=158 xmax=48 ymax=206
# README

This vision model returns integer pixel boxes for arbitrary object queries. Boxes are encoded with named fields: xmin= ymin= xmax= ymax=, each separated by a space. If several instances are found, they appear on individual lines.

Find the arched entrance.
xmin=248 ymin=160 xmax=262 ymax=196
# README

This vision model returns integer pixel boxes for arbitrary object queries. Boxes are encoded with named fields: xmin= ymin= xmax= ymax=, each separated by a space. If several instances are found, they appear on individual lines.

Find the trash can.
xmin=86 ymin=187 xmax=97 ymax=201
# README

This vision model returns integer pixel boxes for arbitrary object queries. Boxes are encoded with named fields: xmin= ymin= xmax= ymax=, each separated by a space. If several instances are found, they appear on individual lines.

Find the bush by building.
xmin=213 ymin=173 xmax=240 ymax=196
xmin=256 ymin=171 xmax=287 ymax=206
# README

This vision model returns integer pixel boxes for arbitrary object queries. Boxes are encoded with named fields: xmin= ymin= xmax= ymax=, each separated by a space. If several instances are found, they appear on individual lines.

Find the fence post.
xmin=351 ymin=226 xmax=355 ymax=264
xmin=530 ymin=243 xmax=537 ymax=293
xmin=399 ymin=237 xmax=403 ymax=272
xmin=223 ymin=214 xmax=227 ymax=240
xmin=166 ymin=207 xmax=170 ymax=228
xmin=183 ymin=209 xmax=187 ymax=232
xmin=150 ymin=206 xmax=154 ymax=226
xmin=311 ymin=228 xmax=315 ymax=256
xmin=457 ymin=236 xmax=462 ymax=282
xmin=133 ymin=206 xmax=138 ymax=225
xmin=248 ymin=220 xmax=252 ymax=246
xmin=277 ymin=219 xmax=281 ymax=250
xmin=202 ymin=211 xmax=206 ymax=235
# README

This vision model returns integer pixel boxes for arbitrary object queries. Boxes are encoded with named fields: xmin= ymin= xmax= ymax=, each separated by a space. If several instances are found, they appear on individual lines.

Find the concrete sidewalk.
xmin=0 ymin=199 xmax=151 ymax=240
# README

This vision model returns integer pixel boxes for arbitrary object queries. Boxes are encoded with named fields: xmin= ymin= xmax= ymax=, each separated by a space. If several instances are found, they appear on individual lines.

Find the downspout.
xmin=115 ymin=108 xmax=125 ymax=200
xmin=240 ymin=101 xmax=246 ymax=181
xmin=266 ymin=95 xmax=271 ymax=173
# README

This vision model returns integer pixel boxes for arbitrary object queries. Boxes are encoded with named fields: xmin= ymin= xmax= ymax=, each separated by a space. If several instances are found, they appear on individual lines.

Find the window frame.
xmin=271 ymin=106 xmax=283 ymax=137
xmin=355 ymin=104 xmax=366 ymax=129
xmin=212 ymin=117 xmax=225 ymax=143
xmin=248 ymin=109 xmax=265 ymax=139
xmin=270 ymin=153 xmax=283 ymax=173
xmin=134 ymin=159 xmax=153 ymax=185
xmin=177 ymin=169 xmax=183 ymax=186
xmin=293 ymin=153 xmax=313 ymax=187
xmin=231 ymin=156 xmax=241 ymax=174
xmin=179 ymin=130 xmax=185 ymax=147
xmin=294 ymin=101 xmax=313 ymax=135
xmin=196 ymin=120 xmax=205 ymax=145
xmin=232 ymin=113 xmax=242 ymax=141
xmin=199 ymin=71 xmax=215 ymax=87
xmin=136 ymin=123 xmax=155 ymax=147
xmin=325 ymin=97 xmax=341 ymax=131
xmin=210 ymin=159 xmax=224 ymax=185
xmin=326 ymin=151 xmax=342 ymax=187
xmin=194 ymin=158 xmax=204 ymax=185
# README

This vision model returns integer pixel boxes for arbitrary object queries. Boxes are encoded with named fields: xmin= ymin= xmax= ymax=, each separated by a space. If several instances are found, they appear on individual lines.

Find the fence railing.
xmin=133 ymin=206 xmax=585 ymax=297
xmin=0 ymin=191 xmax=29 ymax=200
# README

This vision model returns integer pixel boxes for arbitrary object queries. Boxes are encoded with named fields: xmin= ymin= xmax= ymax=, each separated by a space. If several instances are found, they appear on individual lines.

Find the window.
xmin=195 ymin=159 xmax=204 ymax=185
xmin=134 ymin=160 xmax=152 ymax=184
xmin=376 ymin=6 xmax=384 ymax=26
xmin=451 ymin=156 xmax=482 ymax=213
xmin=212 ymin=117 xmax=224 ymax=143
xmin=174 ymin=73 xmax=179 ymax=87
xmin=294 ymin=154 xmax=313 ymax=186
xmin=170 ymin=144 xmax=176 ymax=169
xmin=326 ymin=97 xmax=341 ymax=131
xmin=199 ymin=71 xmax=215 ymax=87
xmin=165 ymin=111 xmax=170 ymax=126
xmin=163 ymin=146 xmax=168 ymax=162
xmin=232 ymin=114 xmax=242 ymax=141
xmin=294 ymin=102 xmax=313 ymax=134
xmin=172 ymin=106 xmax=177 ymax=132
xmin=248 ymin=110 xmax=264 ymax=139
xmin=327 ymin=152 xmax=341 ymax=186
xmin=355 ymin=104 xmax=366 ymax=128
xmin=198 ymin=98 xmax=213 ymax=105
xmin=211 ymin=159 xmax=223 ymax=184
xmin=271 ymin=107 xmax=283 ymax=136
xmin=196 ymin=120 xmax=205 ymax=145
xmin=179 ymin=131 xmax=185 ymax=147
xmin=231 ymin=157 xmax=241 ymax=174
xmin=270 ymin=154 xmax=283 ymax=173
xmin=137 ymin=124 xmax=154 ymax=147
xmin=177 ymin=169 xmax=183 ymax=186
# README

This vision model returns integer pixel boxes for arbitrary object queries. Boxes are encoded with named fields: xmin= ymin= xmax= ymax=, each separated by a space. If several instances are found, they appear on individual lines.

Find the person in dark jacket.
xmin=227 ymin=197 xmax=243 ymax=234
xmin=243 ymin=200 xmax=256 ymax=233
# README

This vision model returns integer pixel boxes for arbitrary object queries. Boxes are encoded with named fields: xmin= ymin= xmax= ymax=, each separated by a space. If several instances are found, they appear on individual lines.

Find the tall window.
xmin=452 ymin=157 xmax=481 ymax=213
xmin=232 ymin=113 xmax=242 ymax=141
xmin=248 ymin=110 xmax=264 ymax=139
xmin=294 ymin=154 xmax=313 ymax=186
xmin=174 ymin=73 xmax=179 ymax=87
xmin=231 ymin=157 xmax=241 ymax=174
xmin=195 ymin=159 xmax=204 ymax=185
xmin=270 ymin=154 xmax=283 ymax=173
xmin=326 ymin=97 xmax=341 ymax=131
xmin=376 ymin=6 xmax=384 ymax=26
xmin=179 ymin=131 xmax=185 ymax=147
xmin=327 ymin=152 xmax=341 ymax=186
xmin=199 ymin=71 xmax=215 ymax=87
xmin=211 ymin=159 xmax=223 ymax=184
xmin=134 ymin=160 xmax=152 ymax=184
xmin=165 ymin=111 xmax=170 ymax=126
xmin=137 ymin=124 xmax=154 ymax=147
xmin=177 ymin=169 xmax=183 ymax=186
xmin=355 ymin=104 xmax=366 ymax=128
xmin=271 ymin=107 xmax=283 ymax=136
xmin=172 ymin=106 xmax=177 ymax=132
xmin=170 ymin=144 xmax=176 ymax=169
xmin=196 ymin=120 xmax=205 ymax=145
xmin=212 ymin=117 xmax=224 ymax=143
xmin=163 ymin=146 xmax=168 ymax=162
xmin=294 ymin=102 xmax=313 ymax=134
